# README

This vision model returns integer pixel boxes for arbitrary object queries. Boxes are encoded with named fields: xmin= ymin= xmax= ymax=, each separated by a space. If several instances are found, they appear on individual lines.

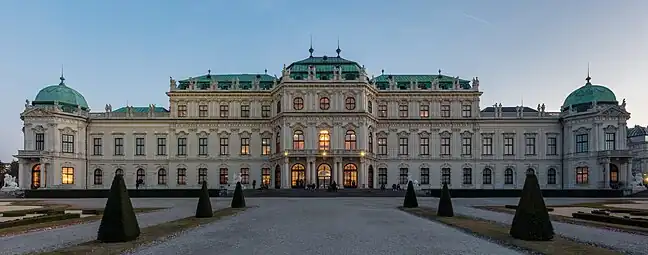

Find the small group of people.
xmin=378 ymin=183 xmax=403 ymax=191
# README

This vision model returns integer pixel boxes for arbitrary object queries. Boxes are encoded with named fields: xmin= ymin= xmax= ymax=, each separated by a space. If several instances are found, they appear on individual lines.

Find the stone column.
xmin=305 ymin=159 xmax=311 ymax=185
xmin=283 ymin=157 xmax=290 ymax=189
xmin=626 ymin=159 xmax=633 ymax=186
xmin=360 ymin=158 xmax=366 ymax=188
xmin=333 ymin=159 xmax=339 ymax=187
xmin=603 ymin=161 xmax=610 ymax=189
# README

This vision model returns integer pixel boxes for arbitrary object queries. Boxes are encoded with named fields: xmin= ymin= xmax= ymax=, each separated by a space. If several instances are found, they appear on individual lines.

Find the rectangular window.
xmin=441 ymin=168 xmax=451 ymax=184
xmin=399 ymin=168 xmax=408 ymax=184
xmin=378 ymin=104 xmax=387 ymax=117
xmin=241 ymin=104 xmax=250 ymax=118
xmin=461 ymin=105 xmax=472 ymax=117
xmin=219 ymin=168 xmax=228 ymax=185
xmin=240 ymin=138 xmax=250 ymax=155
xmin=198 ymin=168 xmax=208 ymax=184
xmin=547 ymin=169 xmax=557 ymax=184
xmin=504 ymin=137 xmax=515 ymax=155
xmin=576 ymin=166 xmax=589 ymax=184
xmin=378 ymin=168 xmax=387 ymax=185
xmin=399 ymin=104 xmax=408 ymax=118
xmin=482 ymin=137 xmax=493 ymax=155
xmin=93 ymin=138 xmax=102 ymax=156
xmin=440 ymin=137 xmax=451 ymax=155
xmin=547 ymin=137 xmax=557 ymax=155
xmin=420 ymin=168 xmax=430 ymax=184
xmin=114 ymin=138 xmax=124 ymax=155
xmin=262 ymin=105 xmax=270 ymax=117
xmin=177 ymin=105 xmax=187 ymax=117
xmin=62 ymin=167 xmax=74 ymax=184
xmin=440 ymin=105 xmax=450 ymax=117
xmin=419 ymin=104 xmax=429 ymax=118
xmin=219 ymin=105 xmax=229 ymax=117
xmin=377 ymin=138 xmax=387 ymax=155
xmin=35 ymin=133 xmax=45 ymax=151
xmin=605 ymin=133 xmax=616 ymax=150
xmin=135 ymin=137 xmax=145 ymax=156
xmin=61 ymin=134 xmax=74 ymax=153
xmin=177 ymin=137 xmax=187 ymax=156
xmin=368 ymin=133 xmax=374 ymax=153
xmin=198 ymin=137 xmax=208 ymax=155
xmin=576 ymin=134 xmax=588 ymax=153
xmin=398 ymin=137 xmax=408 ymax=155
xmin=419 ymin=137 xmax=429 ymax=155
xmin=525 ymin=137 xmax=536 ymax=155
xmin=240 ymin=168 xmax=250 ymax=184
xmin=157 ymin=137 xmax=166 ymax=155
xmin=177 ymin=168 xmax=187 ymax=185
xmin=461 ymin=137 xmax=471 ymax=155
xmin=220 ymin=138 xmax=229 ymax=155
xmin=262 ymin=168 xmax=271 ymax=186
xmin=199 ymin=105 xmax=208 ymax=117
xmin=261 ymin=138 xmax=271 ymax=155
xmin=462 ymin=168 xmax=472 ymax=184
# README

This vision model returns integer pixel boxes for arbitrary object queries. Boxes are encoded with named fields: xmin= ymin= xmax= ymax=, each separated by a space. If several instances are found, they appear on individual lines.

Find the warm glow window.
xmin=262 ymin=168 xmax=271 ymax=186
xmin=318 ymin=130 xmax=330 ymax=151
xmin=345 ymin=130 xmax=357 ymax=150
xmin=240 ymin=168 xmax=250 ymax=184
xmin=240 ymin=138 xmax=249 ymax=155
xmin=419 ymin=105 xmax=429 ymax=118
xmin=576 ymin=167 xmax=589 ymax=184
xmin=261 ymin=138 xmax=271 ymax=155
xmin=219 ymin=168 xmax=228 ymax=185
xmin=62 ymin=167 xmax=74 ymax=184
xmin=293 ymin=131 xmax=305 ymax=150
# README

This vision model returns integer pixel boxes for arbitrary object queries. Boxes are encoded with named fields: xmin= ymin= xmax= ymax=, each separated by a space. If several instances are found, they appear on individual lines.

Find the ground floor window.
xmin=483 ymin=168 xmax=492 ymax=184
xmin=441 ymin=168 xmax=451 ymax=185
xmin=62 ymin=167 xmax=74 ymax=184
xmin=219 ymin=168 xmax=228 ymax=185
xmin=94 ymin=169 xmax=103 ymax=185
xmin=158 ymin=169 xmax=167 ymax=185
xmin=198 ymin=168 xmax=208 ymax=184
xmin=420 ymin=168 xmax=430 ymax=184
xmin=462 ymin=168 xmax=472 ymax=184
xmin=378 ymin=168 xmax=387 ymax=185
xmin=504 ymin=168 xmax=514 ymax=184
xmin=262 ymin=168 xmax=271 ymax=186
xmin=399 ymin=168 xmax=408 ymax=185
xmin=177 ymin=168 xmax=187 ymax=185
xmin=241 ymin=168 xmax=250 ymax=184
xmin=547 ymin=168 xmax=556 ymax=184
xmin=576 ymin=167 xmax=589 ymax=184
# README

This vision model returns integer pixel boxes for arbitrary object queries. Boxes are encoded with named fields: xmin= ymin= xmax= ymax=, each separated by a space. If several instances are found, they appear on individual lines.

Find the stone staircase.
xmin=228 ymin=189 xmax=412 ymax=198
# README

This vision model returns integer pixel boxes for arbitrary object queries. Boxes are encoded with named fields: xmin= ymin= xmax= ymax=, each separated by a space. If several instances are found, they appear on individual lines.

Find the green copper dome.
xmin=562 ymin=77 xmax=617 ymax=110
xmin=32 ymin=76 xmax=89 ymax=110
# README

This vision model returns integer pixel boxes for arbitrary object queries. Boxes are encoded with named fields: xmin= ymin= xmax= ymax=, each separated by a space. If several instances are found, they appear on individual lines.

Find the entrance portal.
xmin=31 ymin=164 xmax=41 ymax=189
xmin=291 ymin=164 xmax=306 ymax=188
xmin=274 ymin=165 xmax=281 ymax=189
xmin=609 ymin=163 xmax=619 ymax=188
xmin=368 ymin=166 xmax=374 ymax=189
xmin=317 ymin=164 xmax=332 ymax=189
xmin=343 ymin=163 xmax=358 ymax=188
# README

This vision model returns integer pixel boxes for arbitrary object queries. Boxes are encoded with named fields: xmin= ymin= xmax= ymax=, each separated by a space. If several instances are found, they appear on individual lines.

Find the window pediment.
xmin=59 ymin=127 xmax=76 ymax=134
xmin=261 ymin=131 xmax=273 ymax=138
xmin=604 ymin=125 xmax=618 ymax=133
xmin=291 ymin=123 xmax=306 ymax=130
xmin=439 ymin=130 xmax=452 ymax=138
xmin=317 ymin=122 xmax=333 ymax=129
xmin=239 ymin=130 xmax=251 ymax=138
xmin=502 ymin=132 xmax=515 ymax=138
xmin=440 ymin=163 xmax=451 ymax=168
xmin=376 ymin=131 xmax=389 ymax=138
xmin=32 ymin=125 xmax=46 ymax=133
xmin=574 ymin=127 xmax=590 ymax=135
xmin=418 ymin=131 xmax=430 ymax=138
xmin=197 ymin=131 xmax=209 ymax=138
xmin=218 ymin=130 xmax=231 ymax=138
xmin=397 ymin=131 xmax=409 ymax=138
xmin=460 ymin=131 xmax=472 ymax=137
xmin=524 ymin=133 xmax=537 ymax=137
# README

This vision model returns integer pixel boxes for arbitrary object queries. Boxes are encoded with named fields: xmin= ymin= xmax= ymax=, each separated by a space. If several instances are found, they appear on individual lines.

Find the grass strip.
xmin=400 ymin=207 xmax=622 ymax=255
xmin=35 ymin=207 xmax=249 ymax=255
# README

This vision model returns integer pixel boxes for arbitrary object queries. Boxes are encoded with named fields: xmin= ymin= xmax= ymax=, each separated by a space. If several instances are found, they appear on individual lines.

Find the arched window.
xmin=31 ymin=164 xmax=41 ymax=189
xmin=276 ymin=100 xmax=281 ymax=113
xmin=343 ymin=164 xmax=358 ymax=188
xmin=345 ymin=97 xmax=356 ymax=110
xmin=345 ymin=130 xmax=357 ymax=150
xmin=115 ymin=168 xmax=124 ymax=176
xmin=291 ymin=164 xmax=306 ymax=188
xmin=547 ymin=168 xmax=556 ymax=184
xmin=293 ymin=97 xmax=304 ymax=110
xmin=319 ymin=97 xmax=330 ymax=110
xmin=158 ymin=169 xmax=167 ymax=185
xmin=293 ymin=130 xmax=305 ymax=150
xmin=136 ymin=168 xmax=145 ymax=183
xmin=319 ymin=130 xmax=330 ymax=151
xmin=504 ymin=168 xmax=514 ymax=184
xmin=462 ymin=168 xmax=472 ymax=185
xmin=275 ymin=131 xmax=281 ymax=153
xmin=368 ymin=101 xmax=373 ymax=113
xmin=94 ymin=169 xmax=103 ymax=185
xmin=368 ymin=132 xmax=373 ymax=153
xmin=483 ymin=168 xmax=492 ymax=184
xmin=441 ymin=168 xmax=451 ymax=185
xmin=198 ymin=168 xmax=208 ymax=184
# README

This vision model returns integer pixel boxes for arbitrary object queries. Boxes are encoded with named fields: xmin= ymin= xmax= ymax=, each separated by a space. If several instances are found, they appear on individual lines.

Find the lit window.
xmin=318 ymin=130 xmax=330 ymax=151
xmin=62 ymin=167 xmax=74 ymax=184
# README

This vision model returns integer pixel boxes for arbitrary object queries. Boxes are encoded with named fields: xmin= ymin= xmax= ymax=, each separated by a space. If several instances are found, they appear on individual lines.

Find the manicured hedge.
xmin=504 ymin=205 xmax=554 ymax=212
xmin=572 ymin=212 xmax=648 ymax=228
xmin=1 ymin=211 xmax=27 ymax=217
xmin=0 ymin=213 xmax=81 ymax=229
xmin=81 ymin=209 xmax=103 ymax=215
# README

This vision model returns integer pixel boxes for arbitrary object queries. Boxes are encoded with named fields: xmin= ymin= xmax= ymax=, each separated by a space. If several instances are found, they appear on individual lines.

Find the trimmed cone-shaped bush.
xmin=97 ymin=175 xmax=140 ymax=242
xmin=195 ymin=181 xmax=213 ymax=218
xmin=230 ymin=182 xmax=246 ymax=208
xmin=510 ymin=173 xmax=554 ymax=241
xmin=403 ymin=181 xmax=419 ymax=208
xmin=437 ymin=183 xmax=454 ymax=217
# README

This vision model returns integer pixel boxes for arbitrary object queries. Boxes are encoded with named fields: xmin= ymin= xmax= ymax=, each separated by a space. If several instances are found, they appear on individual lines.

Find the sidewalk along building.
xmin=15 ymin=46 xmax=638 ymax=195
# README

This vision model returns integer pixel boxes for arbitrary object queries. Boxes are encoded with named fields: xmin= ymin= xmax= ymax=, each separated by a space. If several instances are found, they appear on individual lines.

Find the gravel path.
xmin=0 ymin=199 xmax=227 ymax=255
xmin=129 ymin=198 xmax=524 ymax=255
xmin=454 ymin=205 xmax=648 ymax=255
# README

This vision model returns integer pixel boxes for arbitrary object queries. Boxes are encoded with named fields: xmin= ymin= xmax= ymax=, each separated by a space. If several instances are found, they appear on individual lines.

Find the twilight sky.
xmin=1 ymin=0 xmax=647 ymax=162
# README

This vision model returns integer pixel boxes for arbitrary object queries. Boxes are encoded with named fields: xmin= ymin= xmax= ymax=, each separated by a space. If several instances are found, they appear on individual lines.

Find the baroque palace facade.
xmin=15 ymin=49 xmax=638 ymax=191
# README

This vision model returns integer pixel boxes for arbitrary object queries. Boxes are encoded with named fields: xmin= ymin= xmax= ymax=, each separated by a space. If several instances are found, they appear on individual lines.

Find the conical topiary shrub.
xmin=437 ymin=183 xmax=454 ymax=217
xmin=230 ymin=182 xmax=246 ymax=208
xmin=510 ymin=173 xmax=554 ymax=241
xmin=97 ymin=175 xmax=140 ymax=242
xmin=195 ymin=181 xmax=213 ymax=218
xmin=403 ymin=181 xmax=419 ymax=208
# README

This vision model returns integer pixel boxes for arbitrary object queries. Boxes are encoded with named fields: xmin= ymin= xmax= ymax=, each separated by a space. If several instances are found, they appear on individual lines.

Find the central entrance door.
xmin=274 ymin=165 xmax=281 ymax=189
xmin=368 ymin=166 xmax=374 ymax=189
xmin=343 ymin=163 xmax=358 ymax=188
xmin=609 ymin=163 xmax=619 ymax=188
xmin=31 ymin=164 xmax=41 ymax=189
xmin=291 ymin=164 xmax=306 ymax=189
xmin=317 ymin=164 xmax=332 ymax=189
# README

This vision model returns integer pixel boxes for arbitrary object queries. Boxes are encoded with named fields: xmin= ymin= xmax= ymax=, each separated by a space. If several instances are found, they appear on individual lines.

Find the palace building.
xmin=15 ymin=47 xmax=640 ymax=192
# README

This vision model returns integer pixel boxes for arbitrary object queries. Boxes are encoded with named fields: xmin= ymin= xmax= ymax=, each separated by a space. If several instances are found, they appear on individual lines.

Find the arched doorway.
xmin=368 ymin=166 xmax=374 ymax=189
xmin=343 ymin=163 xmax=358 ymax=188
xmin=609 ymin=163 xmax=619 ymax=185
xmin=317 ymin=164 xmax=332 ymax=188
xmin=291 ymin=164 xmax=306 ymax=188
xmin=31 ymin=164 xmax=41 ymax=189
xmin=274 ymin=165 xmax=281 ymax=189
xmin=526 ymin=168 xmax=535 ymax=175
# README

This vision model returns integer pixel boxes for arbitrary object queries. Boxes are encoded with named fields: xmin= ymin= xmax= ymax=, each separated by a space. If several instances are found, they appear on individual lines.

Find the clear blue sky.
xmin=1 ymin=0 xmax=647 ymax=162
